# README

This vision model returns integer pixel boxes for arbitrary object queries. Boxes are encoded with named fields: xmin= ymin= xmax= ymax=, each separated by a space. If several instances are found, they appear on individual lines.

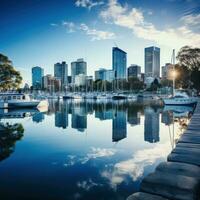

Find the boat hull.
xmin=8 ymin=101 xmax=40 ymax=108
xmin=112 ymin=96 xmax=127 ymax=100
xmin=163 ymin=99 xmax=197 ymax=106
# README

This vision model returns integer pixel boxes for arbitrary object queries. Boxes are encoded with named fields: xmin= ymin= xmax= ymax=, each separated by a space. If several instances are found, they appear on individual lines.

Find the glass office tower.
xmin=54 ymin=61 xmax=68 ymax=90
xmin=145 ymin=46 xmax=160 ymax=78
xmin=71 ymin=58 xmax=87 ymax=83
xmin=112 ymin=47 xmax=127 ymax=79
xmin=32 ymin=66 xmax=44 ymax=89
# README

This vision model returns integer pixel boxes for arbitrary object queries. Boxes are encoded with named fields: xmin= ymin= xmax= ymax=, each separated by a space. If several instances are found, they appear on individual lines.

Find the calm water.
xmin=0 ymin=100 xmax=193 ymax=200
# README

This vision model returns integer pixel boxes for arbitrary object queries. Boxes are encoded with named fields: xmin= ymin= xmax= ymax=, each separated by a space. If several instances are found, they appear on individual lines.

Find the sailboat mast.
xmin=172 ymin=49 xmax=175 ymax=97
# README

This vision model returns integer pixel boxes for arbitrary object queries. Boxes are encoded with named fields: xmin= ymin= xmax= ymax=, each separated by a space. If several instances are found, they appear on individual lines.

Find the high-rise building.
xmin=112 ymin=47 xmax=127 ymax=79
xmin=75 ymin=74 xmax=87 ymax=86
xmin=128 ymin=64 xmax=141 ymax=79
xmin=54 ymin=62 xmax=68 ymax=90
xmin=67 ymin=76 xmax=72 ymax=84
xmin=145 ymin=46 xmax=160 ymax=78
xmin=161 ymin=63 xmax=173 ymax=80
xmin=42 ymin=74 xmax=61 ymax=93
xmin=95 ymin=68 xmax=114 ymax=82
xmin=71 ymin=58 xmax=87 ymax=83
xmin=32 ymin=66 xmax=44 ymax=89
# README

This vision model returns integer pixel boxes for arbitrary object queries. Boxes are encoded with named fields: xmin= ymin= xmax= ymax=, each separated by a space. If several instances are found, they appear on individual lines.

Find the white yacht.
xmin=163 ymin=92 xmax=197 ymax=106
xmin=0 ymin=93 xmax=48 ymax=108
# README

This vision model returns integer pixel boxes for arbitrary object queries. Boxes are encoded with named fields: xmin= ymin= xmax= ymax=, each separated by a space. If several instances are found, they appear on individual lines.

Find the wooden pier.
xmin=127 ymin=100 xmax=200 ymax=200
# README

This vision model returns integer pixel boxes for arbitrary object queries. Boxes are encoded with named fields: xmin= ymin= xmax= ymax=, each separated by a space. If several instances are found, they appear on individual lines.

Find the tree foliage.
xmin=0 ymin=54 xmax=22 ymax=90
xmin=177 ymin=46 xmax=200 ymax=70
xmin=175 ymin=64 xmax=190 ymax=89
xmin=128 ymin=77 xmax=144 ymax=91
xmin=176 ymin=46 xmax=200 ymax=90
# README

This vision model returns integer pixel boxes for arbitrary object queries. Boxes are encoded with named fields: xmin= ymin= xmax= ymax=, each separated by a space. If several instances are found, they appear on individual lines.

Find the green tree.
xmin=0 ymin=54 xmax=22 ymax=90
xmin=174 ymin=64 xmax=190 ymax=89
xmin=147 ymin=78 xmax=161 ymax=91
xmin=128 ymin=77 xmax=144 ymax=91
xmin=177 ymin=46 xmax=200 ymax=90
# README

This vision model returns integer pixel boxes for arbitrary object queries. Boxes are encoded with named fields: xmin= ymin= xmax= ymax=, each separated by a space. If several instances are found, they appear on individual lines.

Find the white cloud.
xmin=180 ymin=13 xmax=200 ymax=28
xmin=50 ymin=23 xmax=58 ymax=27
xmin=63 ymin=147 xmax=116 ymax=167
xmin=77 ymin=179 xmax=101 ymax=191
xmin=53 ymin=21 xmax=115 ymax=41
xmin=101 ymin=142 xmax=171 ymax=190
xmin=81 ymin=147 xmax=116 ymax=163
xmin=62 ymin=21 xmax=76 ymax=33
xmin=99 ymin=0 xmax=200 ymax=48
xmin=80 ymin=23 xmax=116 ymax=41
xmin=75 ymin=0 xmax=104 ymax=10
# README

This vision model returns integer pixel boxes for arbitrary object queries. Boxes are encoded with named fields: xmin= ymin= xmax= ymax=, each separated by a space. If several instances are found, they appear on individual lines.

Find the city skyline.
xmin=1 ymin=0 xmax=200 ymax=85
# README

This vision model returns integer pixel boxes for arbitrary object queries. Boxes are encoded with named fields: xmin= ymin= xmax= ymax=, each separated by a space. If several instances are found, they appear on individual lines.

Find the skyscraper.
xmin=145 ymin=46 xmax=160 ymax=78
xmin=95 ymin=68 xmax=115 ymax=82
xmin=128 ymin=64 xmax=141 ymax=79
xmin=161 ymin=63 xmax=173 ymax=80
xmin=54 ymin=61 xmax=68 ymax=90
xmin=32 ymin=66 xmax=44 ymax=89
xmin=71 ymin=58 xmax=87 ymax=83
xmin=112 ymin=47 xmax=127 ymax=79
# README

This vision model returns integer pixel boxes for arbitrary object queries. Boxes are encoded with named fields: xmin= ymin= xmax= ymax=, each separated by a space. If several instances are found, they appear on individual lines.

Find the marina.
xmin=0 ymin=98 xmax=196 ymax=199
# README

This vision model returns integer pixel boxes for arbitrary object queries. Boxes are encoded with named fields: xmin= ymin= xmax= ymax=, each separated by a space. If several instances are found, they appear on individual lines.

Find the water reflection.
xmin=144 ymin=107 xmax=160 ymax=143
xmin=0 ymin=100 xmax=195 ymax=200
xmin=112 ymin=104 xmax=127 ymax=142
xmin=46 ymin=100 xmax=194 ymax=142
xmin=0 ymin=122 xmax=24 ymax=161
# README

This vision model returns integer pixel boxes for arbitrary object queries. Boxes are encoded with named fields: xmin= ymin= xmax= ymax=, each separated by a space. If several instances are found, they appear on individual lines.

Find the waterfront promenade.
xmin=127 ymin=99 xmax=200 ymax=200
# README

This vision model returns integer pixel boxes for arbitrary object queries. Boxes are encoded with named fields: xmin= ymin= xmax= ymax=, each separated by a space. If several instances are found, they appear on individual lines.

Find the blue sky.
xmin=1 ymin=0 xmax=200 ymax=85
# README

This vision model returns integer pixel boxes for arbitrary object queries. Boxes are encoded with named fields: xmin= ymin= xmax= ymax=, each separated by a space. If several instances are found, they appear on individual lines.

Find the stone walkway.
xmin=127 ymin=100 xmax=200 ymax=200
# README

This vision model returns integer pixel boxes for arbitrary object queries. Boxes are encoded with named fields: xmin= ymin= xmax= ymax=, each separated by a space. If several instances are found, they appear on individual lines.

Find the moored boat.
xmin=112 ymin=93 xmax=127 ymax=100
xmin=163 ymin=92 xmax=197 ymax=106
xmin=0 ymin=93 xmax=48 ymax=108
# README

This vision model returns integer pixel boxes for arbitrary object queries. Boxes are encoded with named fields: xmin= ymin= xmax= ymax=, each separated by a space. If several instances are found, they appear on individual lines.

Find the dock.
xmin=127 ymin=99 xmax=200 ymax=200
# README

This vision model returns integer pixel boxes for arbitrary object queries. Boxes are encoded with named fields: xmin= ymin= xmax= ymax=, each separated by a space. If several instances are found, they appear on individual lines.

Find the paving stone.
xmin=176 ymin=142 xmax=200 ymax=149
xmin=172 ymin=147 xmax=200 ymax=155
xmin=127 ymin=192 xmax=169 ymax=200
xmin=156 ymin=162 xmax=200 ymax=179
xmin=183 ymin=132 xmax=200 ymax=137
xmin=178 ymin=135 xmax=200 ymax=144
xmin=188 ymin=127 xmax=200 ymax=131
xmin=168 ymin=152 xmax=200 ymax=166
xmin=184 ymin=130 xmax=200 ymax=134
xmin=140 ymin=172 xmax=200 ymax=200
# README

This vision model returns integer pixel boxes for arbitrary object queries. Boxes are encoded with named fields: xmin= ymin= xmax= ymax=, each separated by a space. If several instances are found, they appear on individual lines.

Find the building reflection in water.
xmin=144 ymin=107 xmax=160 ymax=143
xmin=128 ymin=111 xmax=141 ymax=126
xmin=43 ymin=100 xmax=168 ymax=143
xmin=161 ymin=111 xmax=173 ymax=125
xmin=71 ymin=101 xmax=87 ymax=132
xmin=95 ymin=102 xmax=114 ymax=120
xmin=112 ymin=103 xmax=127 ymax=142
xmin=55 ymin=101 xmax=68 ymax=129
xmin=32 ymin=112 xmax=45 ymax=123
